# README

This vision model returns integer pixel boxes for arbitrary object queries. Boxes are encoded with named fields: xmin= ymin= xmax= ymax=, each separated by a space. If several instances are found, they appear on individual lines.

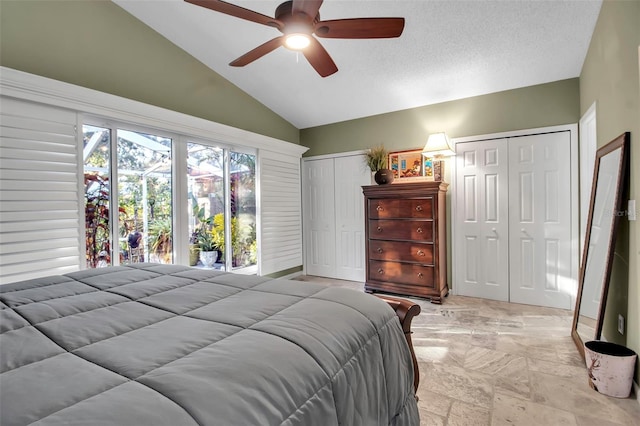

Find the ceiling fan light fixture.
xmin=284 ymin=33 xmax=311 ymax=50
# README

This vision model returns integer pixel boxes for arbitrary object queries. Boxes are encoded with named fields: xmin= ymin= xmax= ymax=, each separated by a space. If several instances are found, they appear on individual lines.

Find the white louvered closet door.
xmin=0 ymin=97 xmax=81 ymax=284
xmin=259 ymin=149 xmax=304 ymax=276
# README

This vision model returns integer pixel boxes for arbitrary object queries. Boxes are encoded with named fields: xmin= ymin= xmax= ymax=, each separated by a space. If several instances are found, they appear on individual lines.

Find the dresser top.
xmin=363 ymin=181 xmax=449 ymax=197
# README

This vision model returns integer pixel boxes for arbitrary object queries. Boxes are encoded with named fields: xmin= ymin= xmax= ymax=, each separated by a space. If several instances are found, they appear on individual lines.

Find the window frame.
xmin=82 ymin=116 xmax=257 ymax=271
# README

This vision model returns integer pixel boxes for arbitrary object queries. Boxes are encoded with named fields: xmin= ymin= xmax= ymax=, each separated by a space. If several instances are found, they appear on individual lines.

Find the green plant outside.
xmin=85 ymin=173 xmax=111 ymax=268
xmin=148 ymin=217 xmax=172 ymax=263
xmin=209 ymin=213 xmax=256 ymax=267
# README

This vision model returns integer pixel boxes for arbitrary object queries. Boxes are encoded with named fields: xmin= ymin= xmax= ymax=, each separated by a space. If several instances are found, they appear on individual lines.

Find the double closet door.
xmin=454 ymin=131 xmax=575 ymax=309
xmin=302 ymin=154 xmax=371 ymax=281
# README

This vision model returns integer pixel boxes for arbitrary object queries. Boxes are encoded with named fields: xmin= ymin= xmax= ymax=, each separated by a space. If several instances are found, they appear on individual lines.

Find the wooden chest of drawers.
xmin=363 ymin=182 xmax=448 ymax=303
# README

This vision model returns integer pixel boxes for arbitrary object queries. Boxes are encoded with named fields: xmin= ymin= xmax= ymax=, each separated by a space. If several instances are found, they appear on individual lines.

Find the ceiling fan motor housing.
xmin=276 ymin=1 xmax=317 ymax=39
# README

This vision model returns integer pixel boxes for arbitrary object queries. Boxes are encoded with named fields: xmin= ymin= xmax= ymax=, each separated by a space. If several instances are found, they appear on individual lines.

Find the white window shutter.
xmin=0 ymin=97 xmax=81 ymax=284
xmin=259 ymin=150 xmax=303 ymax=275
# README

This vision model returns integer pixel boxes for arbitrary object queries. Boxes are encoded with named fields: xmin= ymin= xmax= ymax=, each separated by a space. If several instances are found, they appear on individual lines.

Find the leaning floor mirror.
xmin=572 ymin=132 xmax=630 ymax=358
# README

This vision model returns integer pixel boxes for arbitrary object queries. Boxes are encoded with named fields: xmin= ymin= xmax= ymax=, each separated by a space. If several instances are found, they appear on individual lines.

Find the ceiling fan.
xmin=185 ymin=0 xmax=405 ymax=77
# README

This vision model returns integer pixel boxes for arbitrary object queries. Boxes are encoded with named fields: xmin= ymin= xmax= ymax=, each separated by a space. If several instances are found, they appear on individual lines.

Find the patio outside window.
xmin=187 ymin=143 xmax=256 ymax=272
xmin=117 ymin=129 xmax=173 ymax=265
xmin=83 ymin=124 xmax=256 ymax=271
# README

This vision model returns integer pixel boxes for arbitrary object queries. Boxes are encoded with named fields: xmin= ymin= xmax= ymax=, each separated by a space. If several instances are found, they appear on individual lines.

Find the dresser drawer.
xmin=369 ymin=240 xmax=434 ymax=263
xmin=368 ymin=198 xmax=433 ymax=219
xmin=369 ymin=260 xmax=435 ymax=288
xmin=369 ymin=219 xmax=434 ymax=241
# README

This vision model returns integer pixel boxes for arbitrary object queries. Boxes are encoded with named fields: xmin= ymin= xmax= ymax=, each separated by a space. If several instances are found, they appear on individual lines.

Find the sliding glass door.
xmin=187 ymin=143 xmax=225 ymax=269
xmin=117 ymin=129 xmax=173 ymax=265
xmin=83 ymin=123 xmax=256 ymax=272
xmin=83 ymin=125 xmax=112 ymax=268
xmin=186 ymin=143 xmax=256 ymax=272
xmin=229 ymin=151 xmax=256 ymax=271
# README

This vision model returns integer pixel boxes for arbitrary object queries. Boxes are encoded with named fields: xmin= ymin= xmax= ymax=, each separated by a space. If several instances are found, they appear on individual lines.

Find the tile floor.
xmin=293 ymin=275 xmax=640 ymax=426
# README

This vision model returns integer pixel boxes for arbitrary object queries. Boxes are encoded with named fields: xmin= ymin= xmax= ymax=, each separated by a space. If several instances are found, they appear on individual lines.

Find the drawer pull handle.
xmin=415 ymin=205 xmax=423 ymax=212
xmin=377 ymin=247 xmax=383 ymax=253
xmin=377 ymin=226 xmax=383 ymax=232
xmin=376 ymin=205 xmax=383 ymax=211
xmin=416 ymin=227 xmax=423 ymax=234
xmin=417 ymin=250 xmax=425 ymax=256
xmin=378 ymin=268 xmax=384 ymax=275
xmin=417 ymin=272 xmax=423 ymax=278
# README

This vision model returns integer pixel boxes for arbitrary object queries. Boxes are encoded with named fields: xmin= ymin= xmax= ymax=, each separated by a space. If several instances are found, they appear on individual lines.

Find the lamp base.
xmin=433 ymin=160 xmax=444 ymax=182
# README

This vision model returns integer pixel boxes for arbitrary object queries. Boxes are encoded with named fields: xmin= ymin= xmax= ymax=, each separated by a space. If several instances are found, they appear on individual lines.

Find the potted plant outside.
xmin=365 ymin=145 xmax=394 ymax=184
xmin=190 ymin=200 xmax=219 ymax=268
xmin=197 ymin=228 xmax=219 ymax=268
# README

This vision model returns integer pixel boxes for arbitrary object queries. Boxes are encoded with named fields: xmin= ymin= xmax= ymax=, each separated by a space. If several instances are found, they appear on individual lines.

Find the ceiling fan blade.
xmin=292 ymin=0 xmax=323 ymax=19
xmin=185 ymin=0 xmax=282 ymax=29
xmin=229 ymin=37 xmax=284 ymax=67
xmin=302 ymin=37 xmax=338 ymax=77
xmin=315 ymin=18 xmax=405 ymax=39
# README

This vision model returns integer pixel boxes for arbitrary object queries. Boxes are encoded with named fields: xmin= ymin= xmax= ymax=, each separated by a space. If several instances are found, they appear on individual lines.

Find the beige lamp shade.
xmin=422 ymin=133 xmax=455 ymax=157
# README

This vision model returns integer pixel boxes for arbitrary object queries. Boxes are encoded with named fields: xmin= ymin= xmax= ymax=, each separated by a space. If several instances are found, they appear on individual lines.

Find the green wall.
xmin=300 ymin=78 xmax=580 ymax=157
xmin=0 ymin=0 xmax=299 ymax=144
xmin=579 ymin=0 xmax=640 ymax=381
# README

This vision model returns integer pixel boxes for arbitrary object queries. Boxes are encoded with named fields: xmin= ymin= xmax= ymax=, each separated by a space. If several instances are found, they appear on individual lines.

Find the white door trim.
xmin=579 ymin=102 xmax=597 ymax=259
xmin=303 ymin=149 xmax=368 ymax=161
xmin=451 ymin=124 xmax=578 ymax=144
xmin=450 ymin=123 xmax=579 ymax=305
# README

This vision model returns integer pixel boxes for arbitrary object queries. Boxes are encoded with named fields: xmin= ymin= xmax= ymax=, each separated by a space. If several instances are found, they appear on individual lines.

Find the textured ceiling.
xmin=113 ymin=0 xmax=602 ymax=129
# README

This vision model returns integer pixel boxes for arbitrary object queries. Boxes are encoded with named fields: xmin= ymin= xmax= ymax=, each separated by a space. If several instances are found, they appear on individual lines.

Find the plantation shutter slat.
xmin=259 ymin=151 xmax=303 ymax=275
xmin=0 ymin=238 xmax=79 ymax=255
xmin=0 ymin=97 xmax=81 ymax=284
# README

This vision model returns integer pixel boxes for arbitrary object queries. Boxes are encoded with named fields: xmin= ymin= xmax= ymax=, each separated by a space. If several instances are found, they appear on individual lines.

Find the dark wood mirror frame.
xmin=571 ymin=132 xmax=630 ymax=358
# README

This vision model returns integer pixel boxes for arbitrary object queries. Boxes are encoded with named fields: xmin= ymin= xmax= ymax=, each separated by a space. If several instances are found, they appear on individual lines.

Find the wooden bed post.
xmin=375 ymin=295 xmax=421 ymax=395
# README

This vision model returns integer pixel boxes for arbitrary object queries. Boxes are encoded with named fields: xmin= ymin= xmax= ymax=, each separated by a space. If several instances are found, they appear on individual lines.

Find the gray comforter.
xmin=0 ymin=264 xmax=419 ymax=426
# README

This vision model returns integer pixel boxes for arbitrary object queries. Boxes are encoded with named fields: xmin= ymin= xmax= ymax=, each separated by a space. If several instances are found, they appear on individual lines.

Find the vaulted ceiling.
xmin=114 ymin=0 xmax=602 ymax=129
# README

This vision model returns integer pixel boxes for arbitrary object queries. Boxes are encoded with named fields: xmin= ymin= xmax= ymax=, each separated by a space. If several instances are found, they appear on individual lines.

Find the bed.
xmin=0 ymin=263 xmax=420 ymax=425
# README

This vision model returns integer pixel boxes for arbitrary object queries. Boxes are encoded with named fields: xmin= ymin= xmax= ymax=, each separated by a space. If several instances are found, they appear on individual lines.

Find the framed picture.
xmin=388 ymin=149 xmax=435 ymax=182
